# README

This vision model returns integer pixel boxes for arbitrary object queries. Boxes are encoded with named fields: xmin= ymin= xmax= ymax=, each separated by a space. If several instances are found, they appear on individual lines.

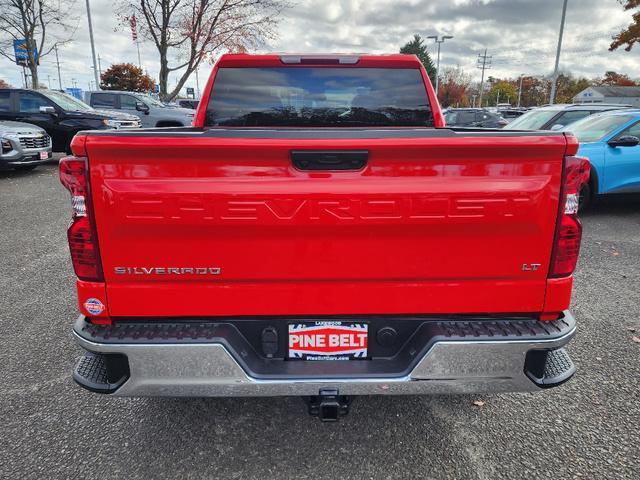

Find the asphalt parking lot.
xmin=1 ymin=160 xmax=639 ymax=480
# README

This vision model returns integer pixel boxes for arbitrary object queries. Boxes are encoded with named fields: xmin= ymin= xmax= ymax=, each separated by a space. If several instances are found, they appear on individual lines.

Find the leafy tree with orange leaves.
xmin=610 ymin=0 xmax=640 ymax=51
xmin=100 ymin=63 xmax=155 ymax=92
xmin=596 ymin=71 xmax=637 ymax=86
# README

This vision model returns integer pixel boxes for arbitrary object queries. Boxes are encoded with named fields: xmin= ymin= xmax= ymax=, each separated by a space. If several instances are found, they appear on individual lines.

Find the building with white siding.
xmin=573 ymin=86 xmax=640 ymax=107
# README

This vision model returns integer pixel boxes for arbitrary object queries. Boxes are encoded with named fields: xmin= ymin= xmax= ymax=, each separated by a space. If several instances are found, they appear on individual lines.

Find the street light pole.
xmin=85 ymin=0 xmax=100 ymax=90
xmin=195 ymin=67 xmax=200 ymax=99
xmin=549 ymin=0 xmax=568 ymax=104
xmin=426 ymin=35 xmax=454 ymax=96
xmin=517 ymin=74 xmax=524 ymax=108
xmin=55 ymin=45 xmax=62 ymax=90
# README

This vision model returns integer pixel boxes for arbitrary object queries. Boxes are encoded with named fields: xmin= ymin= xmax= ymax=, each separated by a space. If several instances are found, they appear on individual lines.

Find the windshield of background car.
xmin=205 ymin=67 xmax=433 ymax=127
xmin=565 ymin=114 xmax=635 ymax=143
xmin=136 ymin=94 xmax=167 ymax=108
xmin=504 ymin=109 xmax=560 ymax=130
xmin=41 ymin=91 xmax=94 ymax=112
xmin=445 ymin=111 xmax=476 ymax=124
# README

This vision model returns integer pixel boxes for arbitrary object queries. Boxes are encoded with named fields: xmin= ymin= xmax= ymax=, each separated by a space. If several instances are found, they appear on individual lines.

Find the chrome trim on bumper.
xmin=73 ymin=322 xmax=576 ymax=397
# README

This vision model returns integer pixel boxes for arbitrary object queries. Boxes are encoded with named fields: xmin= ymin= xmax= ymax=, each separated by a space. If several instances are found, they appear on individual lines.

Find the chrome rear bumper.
xmin=72 ymin=313 xmax=576 ymax=397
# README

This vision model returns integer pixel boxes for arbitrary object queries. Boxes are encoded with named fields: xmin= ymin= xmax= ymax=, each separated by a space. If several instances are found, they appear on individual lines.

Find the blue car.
xmin=566 ymin=109 xmax=640 ymax=207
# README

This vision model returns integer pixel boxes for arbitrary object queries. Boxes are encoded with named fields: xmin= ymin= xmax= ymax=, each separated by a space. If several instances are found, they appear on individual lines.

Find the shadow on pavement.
xmin=582 ymin=193 xmax=640 ymax=216
xmin=111 ymin=394 xmax=488 ymax=477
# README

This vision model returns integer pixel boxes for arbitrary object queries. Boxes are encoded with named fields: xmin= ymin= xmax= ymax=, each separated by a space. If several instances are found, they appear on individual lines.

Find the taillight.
xmin=59 ymin=157 xmax=103 ymax=282
xmin=549 ymin=154 xmax=590 ymax=278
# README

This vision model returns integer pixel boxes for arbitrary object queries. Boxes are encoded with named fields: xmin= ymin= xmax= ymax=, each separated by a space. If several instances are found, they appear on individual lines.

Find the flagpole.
xmin=130 ymin=15 xmax=141 ymax=69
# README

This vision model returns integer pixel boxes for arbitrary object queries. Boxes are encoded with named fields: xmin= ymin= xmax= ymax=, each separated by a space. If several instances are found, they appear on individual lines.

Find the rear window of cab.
xmin=205 ymin=67 xmax=433 ymax=128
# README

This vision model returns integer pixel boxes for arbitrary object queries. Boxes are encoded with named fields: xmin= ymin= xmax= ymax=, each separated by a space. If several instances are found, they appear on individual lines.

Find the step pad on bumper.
xmin=525 ymin=348 xmax=576 ymax=388
xmin=73 ymin=352 xmax=129 ymax=394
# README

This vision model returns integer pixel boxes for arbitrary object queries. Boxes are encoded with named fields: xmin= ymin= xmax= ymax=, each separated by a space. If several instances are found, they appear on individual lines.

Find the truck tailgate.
xmin=85 ymin=129 xmax=565 ymax=317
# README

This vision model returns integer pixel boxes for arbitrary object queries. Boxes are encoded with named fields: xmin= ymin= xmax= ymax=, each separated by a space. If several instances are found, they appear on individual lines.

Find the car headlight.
xmin=1 ymin=138 xmax=13 ymax=154
xmin=103 ymin=119 xmax=120 ymax=128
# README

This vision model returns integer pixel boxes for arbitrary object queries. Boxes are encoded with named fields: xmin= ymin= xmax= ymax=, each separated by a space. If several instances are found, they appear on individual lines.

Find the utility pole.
xmin=426 ymin=35 xmax=454 ymax=95
xmin=98 ymin=54 xmax=102 ymax=77
xmin=549 ymin=0 xmax=568 ymax=104
xmin=85 ymin=0 xmax=100 ymax=90
xmin=55 ymin=45 xmax=62 ymax=90
xmin=477 ymin=49 xmax=491 ymax=107
xmin=517 ymin=74 xmax=525 ymax=108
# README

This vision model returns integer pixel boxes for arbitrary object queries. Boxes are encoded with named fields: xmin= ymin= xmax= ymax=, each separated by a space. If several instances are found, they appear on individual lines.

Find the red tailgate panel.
xmin=87 ymin=133 xmax=564 ymax=317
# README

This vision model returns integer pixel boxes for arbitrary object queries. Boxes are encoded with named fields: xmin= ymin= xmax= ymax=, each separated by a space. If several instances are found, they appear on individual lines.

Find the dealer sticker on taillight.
xmin=288 ymin=322 xmax=368 ymax=360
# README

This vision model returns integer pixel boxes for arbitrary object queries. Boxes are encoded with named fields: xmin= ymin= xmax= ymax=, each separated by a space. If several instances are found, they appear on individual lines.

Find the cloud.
xmin=0 ymin=0 xmax=638 ymax=94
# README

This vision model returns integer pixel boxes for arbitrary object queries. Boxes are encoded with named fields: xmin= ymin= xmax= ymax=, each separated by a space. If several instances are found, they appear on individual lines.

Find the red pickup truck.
xmin=61 ymin=54 xmax=588 ymax=421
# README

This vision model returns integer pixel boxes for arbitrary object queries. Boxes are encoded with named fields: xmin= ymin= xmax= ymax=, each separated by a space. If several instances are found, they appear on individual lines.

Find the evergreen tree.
xmin=400 ymin=34 xmax=437 ymax=86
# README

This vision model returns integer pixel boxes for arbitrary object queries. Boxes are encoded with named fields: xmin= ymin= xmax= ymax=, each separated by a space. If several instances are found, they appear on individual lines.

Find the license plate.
xmin=39 ymin=151 xmax=49 ymax=160
xmin=288 ymin=322 xmax=368 ymax=360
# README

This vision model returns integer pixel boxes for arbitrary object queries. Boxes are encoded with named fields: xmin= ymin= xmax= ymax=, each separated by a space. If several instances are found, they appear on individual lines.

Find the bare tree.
xmin=0 ymin=0 xmax=77 ymax=89
xmin=119 ymin=0 xmax=288 ymax=101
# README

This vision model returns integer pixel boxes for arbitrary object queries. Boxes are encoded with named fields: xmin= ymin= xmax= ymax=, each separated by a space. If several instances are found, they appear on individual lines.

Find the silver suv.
xmin=504 ymin=103 xmax=631 ymax=130
xmin=0 ymin=121 xmax=52 ymax=171
xmin=85 ymin=91 xmax=195 ymax=128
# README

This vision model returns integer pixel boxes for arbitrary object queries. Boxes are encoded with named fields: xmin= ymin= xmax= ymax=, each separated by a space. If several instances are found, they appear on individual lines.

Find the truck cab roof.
xmin=214 ymin=53 xmax=425 ymax=68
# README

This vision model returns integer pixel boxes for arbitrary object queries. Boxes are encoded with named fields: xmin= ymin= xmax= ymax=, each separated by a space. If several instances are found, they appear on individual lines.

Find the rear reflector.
xmin=60 ymin=157 xmax=104 ymax=282
xmin=549 ymin=155 xmax=590 ymax=278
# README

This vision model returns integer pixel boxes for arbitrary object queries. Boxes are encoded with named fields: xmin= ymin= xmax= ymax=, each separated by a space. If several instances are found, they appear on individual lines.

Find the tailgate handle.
xmin=291 ymin=150 xmax=368 ymax=171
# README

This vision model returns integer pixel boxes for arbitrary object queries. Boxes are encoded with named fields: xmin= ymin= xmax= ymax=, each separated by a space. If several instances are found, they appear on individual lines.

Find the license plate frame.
xmin=288 ymin=322 xmax=368 ymax=360
xmin=39 ymin=151 xmax=50 ymax=160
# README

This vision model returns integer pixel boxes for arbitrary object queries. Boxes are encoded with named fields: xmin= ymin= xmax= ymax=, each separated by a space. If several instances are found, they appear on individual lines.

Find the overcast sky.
xmin=1 ymin=0 xmax=638 ymax=95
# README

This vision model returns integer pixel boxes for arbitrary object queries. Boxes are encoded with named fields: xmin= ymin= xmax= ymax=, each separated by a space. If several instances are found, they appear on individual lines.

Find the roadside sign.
xmin=186 ymin=87 xmax=195 ymax=98
xmin=13 ymin=39 xmax=38 ymax=66
xmin=65 ymin=88 xmax=83 ymax=100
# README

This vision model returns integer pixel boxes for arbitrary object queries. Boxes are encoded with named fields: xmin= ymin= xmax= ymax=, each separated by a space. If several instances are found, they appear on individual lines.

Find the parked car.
xmin=0 ymin=120 xmax=52 ymax=171
xmin=64 ymin=53 xmax=587 ymax=421
xmin=504 ymin=103 xmax=630 ymax=131
xmin=498 ymin=108 xmax=527 ymax=122
xmin=443 ymin=108 xmax=508 ymax=128
xmin=564 ymin=109 xmax=640 ymax=208
xmin=84 ymin=91 xmax=195 ymax=128
xmin=0 ymin=89 xmax=126 ymax=153
xmin=177 ymin=99 xmax=199 ymax=110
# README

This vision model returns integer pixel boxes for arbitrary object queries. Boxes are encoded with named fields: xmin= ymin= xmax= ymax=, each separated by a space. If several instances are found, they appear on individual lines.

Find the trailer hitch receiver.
xmin=303 ymin=389 xmax=352 ymax=422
